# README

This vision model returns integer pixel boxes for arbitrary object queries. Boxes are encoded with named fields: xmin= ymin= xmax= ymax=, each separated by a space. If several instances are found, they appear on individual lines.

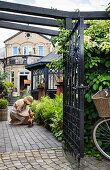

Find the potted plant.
xmin=56 ymin=71 xmax=63 ymax=84
xmin=0 ymin=99 xmax=8 ymax=121
xmin=0 ymin=69 xmax=9 ymax=99
xmin=38 ymin=82 xmax=45 ymax=88
xmin=38 ymin=78 xmax=45 ymax=88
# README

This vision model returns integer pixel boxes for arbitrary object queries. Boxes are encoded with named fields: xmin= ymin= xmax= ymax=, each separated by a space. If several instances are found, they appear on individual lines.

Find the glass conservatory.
xmin=25 ymin=51 xmax=62 ymax=100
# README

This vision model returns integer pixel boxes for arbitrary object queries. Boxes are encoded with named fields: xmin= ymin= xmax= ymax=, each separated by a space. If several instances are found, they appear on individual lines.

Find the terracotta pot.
xmin=0 ymin=108 xmax=8 ymax=121
xmin=56 ymin=81 xmax=63 ymax=96
xmin=38 ymin=88 xmax=45 ymax=100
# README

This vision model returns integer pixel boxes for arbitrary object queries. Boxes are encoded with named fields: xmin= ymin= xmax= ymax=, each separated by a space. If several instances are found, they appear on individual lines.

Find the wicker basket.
xmin=92 ymin=90 xmax=110 ymax=118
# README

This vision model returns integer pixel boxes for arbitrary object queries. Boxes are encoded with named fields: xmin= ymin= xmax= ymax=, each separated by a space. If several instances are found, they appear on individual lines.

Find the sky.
xmin=0 ymin=0 xmax=109 ymax=48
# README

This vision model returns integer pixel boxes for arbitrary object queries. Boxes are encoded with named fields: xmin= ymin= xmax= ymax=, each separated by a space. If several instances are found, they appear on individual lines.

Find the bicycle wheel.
xmin=92 ymin=118 xmax=110 ymax=160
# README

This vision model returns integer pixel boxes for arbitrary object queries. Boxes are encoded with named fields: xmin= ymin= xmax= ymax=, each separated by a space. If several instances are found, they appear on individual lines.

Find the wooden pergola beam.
xmin=0 ymin=12 xmax=59 ymax=27
xmin=78 ymin=11 xmax=110 ymax=20
xmin=0 ymin=21 xmax=58 ymax=36
xmin=0 ymin=1 xmax=109 ymax=20
xmin=0 ymin=1 xmax=73 ymax=19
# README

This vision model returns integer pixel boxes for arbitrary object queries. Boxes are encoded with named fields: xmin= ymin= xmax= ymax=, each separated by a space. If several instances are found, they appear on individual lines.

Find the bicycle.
xmin=92 ymin=88 xmax=110 ymax=160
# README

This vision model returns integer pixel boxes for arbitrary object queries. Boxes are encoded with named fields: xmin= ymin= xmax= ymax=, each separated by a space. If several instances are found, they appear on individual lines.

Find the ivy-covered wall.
xmin=84 ymin=20 xmax=110 ymax=159
xmin=50 ymin=19 xmax=110 ymax=159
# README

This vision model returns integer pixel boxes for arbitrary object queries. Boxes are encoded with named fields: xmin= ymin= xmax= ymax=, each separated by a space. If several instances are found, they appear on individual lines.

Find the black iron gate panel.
xmin=63 ymin=16 xmax=84 ymax=160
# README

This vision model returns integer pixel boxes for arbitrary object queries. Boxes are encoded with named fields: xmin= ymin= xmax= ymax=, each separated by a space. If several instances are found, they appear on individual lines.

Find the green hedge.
xmin=30 ymin=93 xmax=63 ymax=141
xmin=84 ymin=20 xmax=110 ymax=159
xmin=0 ymin=99 xmax=8 ymax=109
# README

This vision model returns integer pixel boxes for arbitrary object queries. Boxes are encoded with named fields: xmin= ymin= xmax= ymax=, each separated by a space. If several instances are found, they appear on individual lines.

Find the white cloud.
xmin=0 ymin=28 xmax=18 ymax=48
xmin=89 ymin=0 xmax=109 ymax=10
xmin=34 ymin=0 xmax=108 ymax=11
xmin=34 ymin=0 xmax=77 ymax=11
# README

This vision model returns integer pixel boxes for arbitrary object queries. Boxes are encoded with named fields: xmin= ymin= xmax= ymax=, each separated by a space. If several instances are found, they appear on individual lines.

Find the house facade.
xmin=4 ymin=32 xmax=53 ymax=95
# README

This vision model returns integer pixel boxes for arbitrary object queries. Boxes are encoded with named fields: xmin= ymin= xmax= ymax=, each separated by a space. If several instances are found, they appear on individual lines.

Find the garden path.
xmin=0 ymin=106 xmax=62 ymax=153
xmin=0 ymin=107 xmax=110 ymax=170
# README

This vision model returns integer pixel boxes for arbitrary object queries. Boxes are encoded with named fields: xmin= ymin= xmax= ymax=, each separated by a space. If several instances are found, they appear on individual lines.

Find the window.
xmin=13 ymin=47 xmax=17 ymax=55
xmin=33 ymin=69 xmax=44 ymax=90
xmin=23 ymin=46 xmax=32 ymax=55
xmin=48 ymin=69 xmax=58 ymax=89
xmin=28 ymin=46 xmax=32 ymax=55
xmin=24 ymin=46 xmax=27 ymax=55
xmin=10 ymin=71 xmax=14 ymax=84
xmin=38 ymin=46 xmax=43 ymax=56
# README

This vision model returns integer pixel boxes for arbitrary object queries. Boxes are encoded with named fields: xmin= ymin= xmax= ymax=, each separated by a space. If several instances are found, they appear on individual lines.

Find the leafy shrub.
xmin=84 ymin=20 xmax=110 ymax=159
xmin=31 ymin=100 xmax=44 ymax=124
xmin=0 ymin=99 xmax=8 ymax=109
xmin=40 ymin=96 xmax=55 ymax=128
xmin=50 ymin=93 xmax=63 ymax=140
xmin=6 ymin=82 xmax=13 ymax=88
xmin=30 ymin=94 xmax=63 ymax=140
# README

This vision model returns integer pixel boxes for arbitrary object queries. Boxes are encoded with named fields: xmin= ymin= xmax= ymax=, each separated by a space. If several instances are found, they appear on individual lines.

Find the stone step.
xmin=9 ymin=97 xmax=17 ymax=106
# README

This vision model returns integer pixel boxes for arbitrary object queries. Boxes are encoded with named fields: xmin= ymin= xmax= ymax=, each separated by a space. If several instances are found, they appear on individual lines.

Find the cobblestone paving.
xmin=0 ymin=148 xmax=73 ymax=170
xmin=0 ymin=148 xmax=110 ymax=170
xmin=0 ymin=106 xmax=110 ymax=170
xmin=80 ymin=156 xmax=110 ymax=170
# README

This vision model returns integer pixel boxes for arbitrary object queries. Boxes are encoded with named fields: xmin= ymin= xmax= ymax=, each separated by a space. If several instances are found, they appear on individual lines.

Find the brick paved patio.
xmin=0 ymin=148 xmax=73 ymax=170
xmin=0 ymin=106 xmax=110 ymax=170
xmin=0 ymin=107 xmax=62 ymax=153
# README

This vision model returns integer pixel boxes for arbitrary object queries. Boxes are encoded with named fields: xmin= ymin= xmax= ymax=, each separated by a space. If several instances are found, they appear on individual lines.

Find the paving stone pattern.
xmin=0 ymin=107 xmax=62 ymax=153
xmin=0 ymin=148 xmax=73 ymax=170
xmin=0 ymin=106 xmax=110 ymax=170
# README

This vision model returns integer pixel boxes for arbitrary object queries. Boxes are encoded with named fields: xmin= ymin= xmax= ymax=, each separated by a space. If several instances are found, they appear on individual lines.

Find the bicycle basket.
xmin=92 ymin=90 xmax=110 ymax=118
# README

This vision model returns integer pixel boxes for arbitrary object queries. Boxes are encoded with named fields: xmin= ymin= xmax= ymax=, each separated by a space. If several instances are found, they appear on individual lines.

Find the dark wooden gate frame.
xmin=0 ymin=0 xmax=109 ymax=161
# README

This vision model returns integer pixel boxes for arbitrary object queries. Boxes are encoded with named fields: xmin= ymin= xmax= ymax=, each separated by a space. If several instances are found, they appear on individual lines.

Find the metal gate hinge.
xmin=79 ymin=84 xmax=89 ymax=89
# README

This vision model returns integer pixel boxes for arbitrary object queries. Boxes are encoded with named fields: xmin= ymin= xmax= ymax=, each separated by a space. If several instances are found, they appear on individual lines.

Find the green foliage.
xmin=0 ymin=70 xmax=9 ymax=96
xmin=6 ymin=82 xmax=13 ymax=88
xmin=0 ymin=69 xmax=9 ymax=81
xmin=0 ymin=99 xmax=8 ymax=109
xmin=106 ymin=2 xmax=110 ymax=16
xmin=84 ymin=20 xmax=110 ymax=159
xmin=30 ymin=94 xmax=63 ymax=140
xmin=49 ymin=19 xmax=110 ymax=159
xmin=31 ymin=100 xmax=43 ymax=124
xmin=47 ymin=57 xmax=64 ymax=69
xmin=50 ymin=93 xmax=63 ymax=140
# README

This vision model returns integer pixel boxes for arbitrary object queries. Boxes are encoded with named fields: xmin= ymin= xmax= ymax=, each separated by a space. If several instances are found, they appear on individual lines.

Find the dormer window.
xmin=13 ymin=47 xmax=18 ymax=55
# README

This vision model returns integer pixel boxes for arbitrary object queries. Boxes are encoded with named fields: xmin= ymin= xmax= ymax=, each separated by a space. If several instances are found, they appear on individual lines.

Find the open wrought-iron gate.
xmin=0 ymin=1 xmax=109 ymax=162
xmin=63 ymin=16 xmax=84 ymax=160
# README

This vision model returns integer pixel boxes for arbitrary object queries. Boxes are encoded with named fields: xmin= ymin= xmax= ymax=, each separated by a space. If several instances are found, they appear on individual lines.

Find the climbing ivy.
xmin=84 ymin=20 xmax=110 ymax=159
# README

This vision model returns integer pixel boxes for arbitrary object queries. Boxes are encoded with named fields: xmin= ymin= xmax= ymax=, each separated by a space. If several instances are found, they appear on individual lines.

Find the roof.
xmin=4 ymin=31 xmax=51 ymax=43
xmin=4 ymin=31 xmax=22 ymax=43
xmin=38 ymin=50 xmax=61 ymax=62
xmin=25 ymin=50 xmax=62 ymax=70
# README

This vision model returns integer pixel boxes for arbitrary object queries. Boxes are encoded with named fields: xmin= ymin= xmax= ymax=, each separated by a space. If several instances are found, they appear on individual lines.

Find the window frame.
xmin=38 ymin=45 xmax=43 ymax=56
xmin=13 ymin=46 xmax=18 ymax=55
xmin=10 ymin=71 xmax=14 ymax=85
xmin=23 ymin=45 xmax=33 ymax=55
